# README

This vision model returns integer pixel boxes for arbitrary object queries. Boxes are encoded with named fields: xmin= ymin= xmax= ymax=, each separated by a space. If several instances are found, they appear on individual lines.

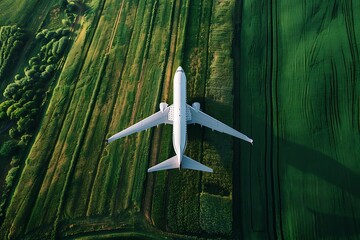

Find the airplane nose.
xmin=176 ymin=66 xmax=184 ymax=73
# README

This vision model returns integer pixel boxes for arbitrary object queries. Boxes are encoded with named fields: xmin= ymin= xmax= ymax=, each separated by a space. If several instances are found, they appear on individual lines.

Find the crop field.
xmin=0 ymin=0 xmax=359 ymax=239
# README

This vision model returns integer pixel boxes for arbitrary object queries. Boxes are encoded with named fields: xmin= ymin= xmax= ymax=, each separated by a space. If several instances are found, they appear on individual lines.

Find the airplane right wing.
xmin=107 ymin=106 xmax=172 ymax=143
xmin=187 ymin=104 xmax=253 ymax=144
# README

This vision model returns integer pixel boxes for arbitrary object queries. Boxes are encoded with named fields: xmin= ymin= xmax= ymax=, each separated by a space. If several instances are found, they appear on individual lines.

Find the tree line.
xmin=0 ymin=26 xmax=71 ymax=220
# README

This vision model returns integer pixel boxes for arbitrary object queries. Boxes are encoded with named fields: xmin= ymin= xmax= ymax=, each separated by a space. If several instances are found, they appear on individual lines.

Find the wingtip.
xmin=250 ymin=139 xmax=254 ymax=146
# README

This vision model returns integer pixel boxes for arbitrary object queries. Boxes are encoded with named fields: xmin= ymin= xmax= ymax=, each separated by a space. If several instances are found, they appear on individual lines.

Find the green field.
xmin=0 ymin=0 xmax=359 ymax=239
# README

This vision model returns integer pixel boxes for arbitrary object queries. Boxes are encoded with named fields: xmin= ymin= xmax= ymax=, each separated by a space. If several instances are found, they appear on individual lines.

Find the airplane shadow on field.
xmin=285 ymin=140 xmax=360 ymax=199
xmin=284 ymin=140 xmax=360 ymax=237
xmin=186 ymin=96 xmax=240 ymax=169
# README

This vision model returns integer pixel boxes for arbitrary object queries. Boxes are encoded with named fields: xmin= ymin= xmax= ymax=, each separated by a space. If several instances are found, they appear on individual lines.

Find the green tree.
xmin=17 ymin=116 xmax=35 ymax=133
xmin=19 ymin=134 xmax=32 ymax=146
xmin=3 ymin=83 xmax=19 ymax=99
xmin=0 ymin=140 xmax=19 ymax=157
xmin=0 ymin=100 xmax=15 ymax=119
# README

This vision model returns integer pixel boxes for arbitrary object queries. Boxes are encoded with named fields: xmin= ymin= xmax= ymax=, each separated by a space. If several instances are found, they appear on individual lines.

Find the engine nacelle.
xmin=192 ymin=102 xmax=200 ymax=112
xmin=159 ymin=102 xmax=168 ymax=112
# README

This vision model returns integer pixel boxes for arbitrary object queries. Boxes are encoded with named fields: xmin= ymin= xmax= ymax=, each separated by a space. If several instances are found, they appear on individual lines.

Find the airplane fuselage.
xmin=173 ymin=67 xmax=187 ymax=168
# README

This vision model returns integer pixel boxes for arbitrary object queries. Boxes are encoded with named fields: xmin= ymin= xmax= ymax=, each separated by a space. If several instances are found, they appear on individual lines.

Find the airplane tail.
xmin=181 ymin=155 xmax=213 ymax=172
xmin=148 ymin=156 xmax=179 ymax=172
xmin=148 ymin=155 xmax=213 ymax=173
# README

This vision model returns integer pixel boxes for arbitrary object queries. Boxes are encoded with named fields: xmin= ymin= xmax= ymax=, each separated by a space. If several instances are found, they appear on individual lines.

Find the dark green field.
xmin=0 ymin=0 xmax=359 ymax=239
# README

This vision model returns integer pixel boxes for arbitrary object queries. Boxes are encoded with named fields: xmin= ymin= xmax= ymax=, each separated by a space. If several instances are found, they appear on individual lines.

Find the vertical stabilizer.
xmin=181 ymin=155 xmax=213 ymax=172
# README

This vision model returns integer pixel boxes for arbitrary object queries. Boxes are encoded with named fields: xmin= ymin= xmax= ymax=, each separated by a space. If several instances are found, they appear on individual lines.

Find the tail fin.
xmin=182 ymin=155 xmax=213 ymax=172
xmin=148 ymin=156 xmax=179 ymax=172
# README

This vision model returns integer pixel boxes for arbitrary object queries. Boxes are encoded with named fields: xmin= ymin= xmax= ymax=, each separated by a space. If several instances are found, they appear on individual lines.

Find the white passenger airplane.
xmin=106 ymin=66 xmax=253 ymax=173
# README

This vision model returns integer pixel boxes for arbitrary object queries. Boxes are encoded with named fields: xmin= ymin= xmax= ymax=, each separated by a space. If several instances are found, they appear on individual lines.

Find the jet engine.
xmin=192 ymin=102 xmax=200 ymax=112
xmin=159 ymin=102 xmax=168 ymax=112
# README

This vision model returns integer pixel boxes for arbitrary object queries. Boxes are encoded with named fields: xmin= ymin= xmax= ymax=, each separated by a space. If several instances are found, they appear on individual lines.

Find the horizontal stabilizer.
xmin=181 ymin=155 xmax=213 ymax=173
xmin=148 ymin=156 xmax=179 ymax=172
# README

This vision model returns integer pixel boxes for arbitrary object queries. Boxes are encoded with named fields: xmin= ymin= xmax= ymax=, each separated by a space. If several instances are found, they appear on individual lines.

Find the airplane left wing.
xmin=107 ymin=106 xmax=172 ymax=143
xmin=187 ymin=104 xmax=253 ymax=144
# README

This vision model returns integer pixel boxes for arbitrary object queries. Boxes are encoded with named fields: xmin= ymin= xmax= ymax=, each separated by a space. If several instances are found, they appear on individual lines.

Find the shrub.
xmin=0 ymin=140 xmax=19 ymax=157
xmin=62 ymin=19 xmax=70 ymax=26
xmin=9 ymin=127 xmax=19 ymax=139
xmin=5 ymin=166 xmax=20 ymax=186
xmin=3 ymin=83 xmax=19 ymax=99
xmin=6 ymin=102 xmax=21 ymax=119
xmin=56 ymin=36 xmax=68 ymax=55
xmin=0 ymin=100 xmax=15 ymax=112
xmin=19 ymin=134 xmax=32 ymax=146
xmin=10 ymin=156 xmax=21 ymax=167
xmin=14 ymin=74 xmax=21 ymax=80
xmin=28 ymin=57 xmax=40 ymax=66
xmin=11 ymin=106 xmax=28 ymax=119
xmin=45 ymin=31 xmax=57 ymax=40
xmin=47 ymin=56 xmax=57 ymax=64
xmin=17 ymin=117 xmax=35 ymax=133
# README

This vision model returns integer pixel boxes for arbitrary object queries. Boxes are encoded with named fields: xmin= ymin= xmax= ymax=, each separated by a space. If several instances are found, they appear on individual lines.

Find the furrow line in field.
xmin=55 ymin=0 xmax=132 ymax=219
xmin=53 ymin=55 xmax=109 ymax=239
xmin=342 ymin=1 xmax=359 ymax=127
xmin=197 ymin=0 xmax=212 ymax=234
xmin=232 ymin=0 xmax=243 ymax=237
xmin=128 ymin=0 xmax=158 ymax=126
xmin=264 ymin=0 xmax=273 ymax=237
xmin=162 ymin=0 xmax=178 ymax=100
xmin=118 ymin=0 xmax=159 ymax=212
xmin=142 ymin=126 xmax=162 ymax=223
xmin=272 ymin=1 xmax=283 ymax=239
xmin=105 ymin=0 xmax=125 ymax=54
xmin=332 ymin=59 xmax=341 ymax=128
xmin=267 ymin=0 xmax=283 ymax=238
xmin=106 ymin=0 xmax=151 ymax=215
xmin=51 ymin=0 xmax=109 ymax=237
xmin=111 ymin=0 xmax=160 ymax=213
xmin=34 ymin=16 xmax=91 ymax=225
xmin=329 ymin=59 xmax=339 ymax=147
xmin=341 ymin=48 xmax=353 ymax=122
xmin=43 ymin=0 xmax=108 ymax=211
xmin=86 ymin=1 xmax=139 ymax=217
xmin=142 ymin=0 xmax=176 ymax=223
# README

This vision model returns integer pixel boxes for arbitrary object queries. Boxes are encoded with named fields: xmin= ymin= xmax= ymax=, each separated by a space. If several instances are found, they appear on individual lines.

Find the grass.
xmin=238 ymin=0 xmax=360 ymax=239
xmin=1 ymin=0 xmax=360 ymax=239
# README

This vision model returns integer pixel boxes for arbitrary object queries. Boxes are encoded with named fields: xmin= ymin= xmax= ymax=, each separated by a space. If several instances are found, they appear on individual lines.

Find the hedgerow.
xmin=0 ymin=26 xmax=71 ymax=226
